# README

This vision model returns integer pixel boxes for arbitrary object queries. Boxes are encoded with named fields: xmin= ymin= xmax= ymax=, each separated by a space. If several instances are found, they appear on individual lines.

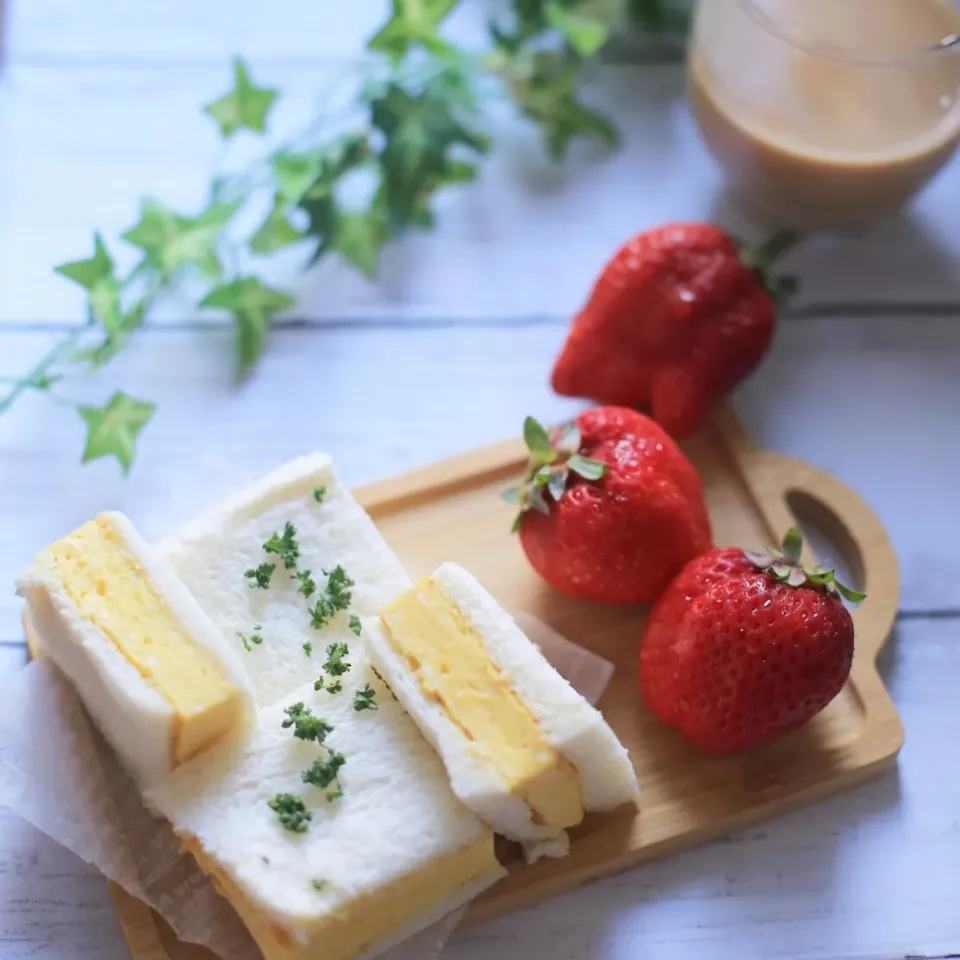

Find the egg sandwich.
xmin=16 ymin=511 xmax=255 ymax=787
xmin=364 ymin=562 xmax=640 ymax=860
xmin=145 ymin=661 xmax=505 ymax=960
xmin=158 ymin=453 xmax=411 ymax=707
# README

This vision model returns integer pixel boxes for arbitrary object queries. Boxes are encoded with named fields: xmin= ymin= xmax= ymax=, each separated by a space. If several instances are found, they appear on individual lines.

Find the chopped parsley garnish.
xmin=326 ymin=787 xmax=343 ymax=802
xmin=239 ymin=628 xmax=264 ymax=651
xmin=353 ymin=684 xmax=378 ymax=711
xmin=268 ymin=793 xmax=311 ymax=833
xmin=349 ymin=615 xmax=362 ymax=636
xmin=308 ymin=566 xmax=355 ymax=630
xmin=326 ymin=680 xmax=343 ymax=694
xmin=264 ymin=521 xmax=300 ymax=570
xmin=303 ymin=641 xmax=313 ymax=656
xmin=311 ymin=878 xmax=327 ymax=891
xmin=282 ymin=703 xmax=333 ymax=744
xmin=322 ymin=641 xmax=351 ymax=677
xmin=313 ymin=485 xmax=326 ymax=503
xmin=302 ymin=751 xmax=346 ymax=791
xmin=314 ymin=675 xmax=324 ymax=692
xmin=296 ymin=569 xmax=317 ymax=598
xmin=245 ymin=562 xmax=275 ymax=590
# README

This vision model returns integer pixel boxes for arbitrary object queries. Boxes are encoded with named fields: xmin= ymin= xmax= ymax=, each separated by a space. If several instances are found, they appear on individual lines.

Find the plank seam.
xmin=2 ymin=303 xmax=960 ymax=334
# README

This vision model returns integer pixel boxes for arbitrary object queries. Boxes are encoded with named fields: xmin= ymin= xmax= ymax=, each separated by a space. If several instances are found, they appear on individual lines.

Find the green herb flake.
xmin=245 ymin=562 xmax=276 ymax=590
xmin=296 ymin=569 xmax=317 ymax=598
xmin=267 ymin=793 xmax=311 ymax=833
xmin=353 ymin=684 xmax=378 ymax=711
xmin=311 ymin=878 xmax=327 ymax=891
xmin=308 ymin=566 xmax=355 ymax=630
xmin=282 ymin=702 xmax=333 ymax=744
xmin=326 ymin=788 xmax=343 ymax=802
xmin=349 ymin=615 xmax=362 ymax=636
xmin=314 ymin=676 xmax=325 ymax=692
xmin=313 ymin=485 xmax=326 ymax=503
xmin=303 ymin=641 xmax=313 ymax=657
xmin=239 ymin=628 xmax=264 ymax=651
xmin=264 ymin=521 xmax=300 ymax=570
xmin=302 ymin=751 xmax=346 ymax=790
xmin=322 ymin=641 xmax=351 ymax=677
xmin=326 ymin=680 xmax=343 ymax=695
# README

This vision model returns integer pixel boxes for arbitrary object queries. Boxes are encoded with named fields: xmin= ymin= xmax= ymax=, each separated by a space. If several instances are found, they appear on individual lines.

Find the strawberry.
xmin=506 ymin=406 xmax=711 ymax=604
xmin=639 ymin=527 xmax=865 ymax=754
xmin=551 ymin=223 xmax=798 ymax=439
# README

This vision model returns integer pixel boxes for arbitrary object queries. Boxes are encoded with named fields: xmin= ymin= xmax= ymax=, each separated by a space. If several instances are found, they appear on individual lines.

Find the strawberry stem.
xmin=745 ymin=527 xmax=866 ymax=604
xmin=738 ymin=229 xmax=802 ymax=304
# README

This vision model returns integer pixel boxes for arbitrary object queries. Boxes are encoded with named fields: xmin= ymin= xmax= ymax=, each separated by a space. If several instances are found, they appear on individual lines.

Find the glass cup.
xmin=687 ymin=0 xmax=960 ymax=231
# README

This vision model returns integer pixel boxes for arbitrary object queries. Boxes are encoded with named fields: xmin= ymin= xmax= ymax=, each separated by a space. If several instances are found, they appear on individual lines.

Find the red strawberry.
xmin=506 ymin=406 xmax=711 ymax=604
xmin=551 ymin=223 xmax=798 ymax=439
xmin=639 ymin=528 xmax=864 ymax=754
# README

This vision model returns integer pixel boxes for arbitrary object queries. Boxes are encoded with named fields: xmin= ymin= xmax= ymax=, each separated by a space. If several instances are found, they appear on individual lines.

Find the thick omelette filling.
xmin=44 ymin=515 xmax=243 ymax=765
xmin=380 ymin=578 xmax=583 ymax=830
xmin=182 ymin=833 xmax=498 ymax=960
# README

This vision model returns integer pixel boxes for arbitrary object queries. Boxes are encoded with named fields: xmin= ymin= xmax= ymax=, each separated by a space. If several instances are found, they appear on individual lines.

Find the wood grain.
xmin=93 ymin=406 xmax=902 ymax=959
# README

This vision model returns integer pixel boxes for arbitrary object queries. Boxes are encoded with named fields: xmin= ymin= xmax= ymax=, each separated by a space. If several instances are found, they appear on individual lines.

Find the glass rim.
xmin=739 ymin=0 xmax=960 ymax=64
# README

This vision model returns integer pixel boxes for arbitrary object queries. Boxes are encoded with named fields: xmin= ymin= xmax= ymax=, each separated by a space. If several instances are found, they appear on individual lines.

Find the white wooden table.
xmin=2 ymin=4 xmax=960 ymax=959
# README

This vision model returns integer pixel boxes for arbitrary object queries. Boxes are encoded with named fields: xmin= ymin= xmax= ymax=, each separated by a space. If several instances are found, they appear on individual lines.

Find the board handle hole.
xmin=785 ymin=489 xmax=866 ymax=598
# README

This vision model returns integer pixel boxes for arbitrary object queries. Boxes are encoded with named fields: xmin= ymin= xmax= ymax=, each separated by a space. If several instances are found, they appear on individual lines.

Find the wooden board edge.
xmin=108 ymin=883 xmax=175 ymax=960
xmin=464 ymin=740 xmax=900 ymax=928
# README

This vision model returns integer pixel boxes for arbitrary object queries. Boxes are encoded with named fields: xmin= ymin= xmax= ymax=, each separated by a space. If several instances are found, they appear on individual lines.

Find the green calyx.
xmin=502 ymin=415 xmax=607 ymax=532
xmin=744 ymin=526 xmax=866 ymax=604
xmin=736 ymin=229 xmax=801 ymax=304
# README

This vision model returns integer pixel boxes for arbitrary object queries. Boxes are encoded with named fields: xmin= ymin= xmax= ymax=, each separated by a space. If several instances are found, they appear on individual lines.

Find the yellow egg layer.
xmin=379 ymin=578 xmax=583 ymax=830
xmin=182 ymin=832 xmax=499 ymax=960
xmin=44 ymin=515 xmax=244 ymax=766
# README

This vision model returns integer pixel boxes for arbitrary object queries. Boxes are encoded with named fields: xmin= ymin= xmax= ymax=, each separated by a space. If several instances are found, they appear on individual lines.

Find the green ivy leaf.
xmin=368 ymin=0 xmax=458 ymax=59
xmin=200 ymin=277 xmax=295 ymax=379
xmin=625 ymin=0 xmax=690 ymax=33
xmin=331 ymin=212 xmax=386 ymax=280
xmin=54 ymin=233 xmax=115 ymax=291
xmin=370 ymin=80 xmax=489 ymax=233
xmin=77 ymin=391 xmax=156 ymax=472
xmin=250 ymin=196 xmax=305 ymax=255
xmin=122 ymin=199 xmax=240 ymax=280
xmin=294 ymin=134 xmax=374 ymax=262
xmin=512 ymin=51 xmax=619 ymax=161
xmin=204 ymin=57 xmax=279 ymax=138
xmin=273 ymin=151 xmax=323 ymax=205
xmin=544 ymin=2 xmax=611 ymax=57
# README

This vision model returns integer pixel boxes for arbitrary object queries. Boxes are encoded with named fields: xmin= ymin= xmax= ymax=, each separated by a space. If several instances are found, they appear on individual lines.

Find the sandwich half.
xmin=16 ymin=511 xmax=255 ymax=787
xmin=145 ymin=662 xmax=505 ymax=960
xmin=159 ymin=453 xmax=411 ymax=708
xmin=364 ymin=562 xmax=640 ymax=860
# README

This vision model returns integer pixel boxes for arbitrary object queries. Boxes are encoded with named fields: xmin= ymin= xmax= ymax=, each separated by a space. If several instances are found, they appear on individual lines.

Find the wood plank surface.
xmin=4 ymin=61 xmax=960 ymax=325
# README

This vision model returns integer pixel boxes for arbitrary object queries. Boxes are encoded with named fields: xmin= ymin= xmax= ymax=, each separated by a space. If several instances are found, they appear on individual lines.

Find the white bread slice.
xmin=16 ymin=512 xmax=255 ymax=788
xmin=364 ymin=562 xmax=639 ymax=861
xmin=159 ymin=453 xmax=411 ymax=708
xmin=145 ymin=660 xmax=505 ymax=960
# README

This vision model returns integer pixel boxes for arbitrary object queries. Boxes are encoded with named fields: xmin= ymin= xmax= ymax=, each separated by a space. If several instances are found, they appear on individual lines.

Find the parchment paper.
xmin=0 ymin=614 xmax=615 ymax=960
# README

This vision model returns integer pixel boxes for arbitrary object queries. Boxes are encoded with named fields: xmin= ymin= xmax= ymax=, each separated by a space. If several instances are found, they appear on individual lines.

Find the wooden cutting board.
xmin=34 ymin=403 xmax=904 ymax=958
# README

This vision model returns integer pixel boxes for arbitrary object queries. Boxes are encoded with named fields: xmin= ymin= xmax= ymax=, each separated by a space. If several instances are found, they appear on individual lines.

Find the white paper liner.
xmin=0 ymin=614 xmax=614 ymax=960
